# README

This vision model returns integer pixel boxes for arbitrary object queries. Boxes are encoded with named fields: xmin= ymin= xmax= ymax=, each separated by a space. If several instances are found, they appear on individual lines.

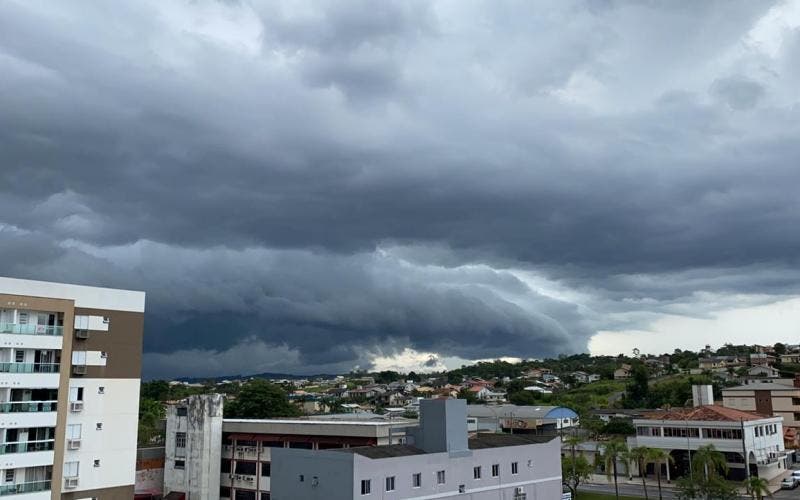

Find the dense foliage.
xmin=224 ymin=379 xmax=301 ymax=419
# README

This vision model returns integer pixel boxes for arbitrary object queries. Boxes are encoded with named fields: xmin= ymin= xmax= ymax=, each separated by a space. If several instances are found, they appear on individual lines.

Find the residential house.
xmin=749 ymin=353 xmax=775 ymax=367
xmin=746 ymin=365 xmax=780 ymax=378
xmin=781 ymin=353 xmax=800 ymax=365
xmin=614 ymin=364 xmax=632 ymax=380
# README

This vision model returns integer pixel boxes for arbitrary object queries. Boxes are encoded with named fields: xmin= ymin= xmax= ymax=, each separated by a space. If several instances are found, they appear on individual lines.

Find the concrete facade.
xmin=164 ymin=394 xmax=224 ymax=500
xmin=0 ymin=276 xmax=145 ymax=500
xmin=271 ymin=399 xmax=562 ymax=500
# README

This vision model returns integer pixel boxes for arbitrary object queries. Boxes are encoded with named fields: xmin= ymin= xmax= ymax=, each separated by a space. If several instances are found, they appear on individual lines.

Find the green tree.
xmin=691 ymin=444 xmax=728 ymax=482
xmin=773 ymin=343 xmax=786 ymax=356
xmin=628 ymin=446 xmax=650 ymax=500
xmin=561 ymin=455 xmax=593 ymax=499
xmin=602 ymin=418 xmax=635 ymax=436
xmin=140 ymin=380 xmax=170 ymax=401
xmin=625 ymin=362 xmax=649 ymax=406
xmin=224 ymin=379 xmax=301 ymax=418
xmin=457 ymin=388 xmax=478 ymax=404
xmin=137 ymin=398 xmax=165 ymax=446
xmin=743 ymin=476 xmax=772 ymax=500
xmin=646 ymin=448 xmax=674 ymax=500
xmin=601 ymin=439 xmax=629 ymax=500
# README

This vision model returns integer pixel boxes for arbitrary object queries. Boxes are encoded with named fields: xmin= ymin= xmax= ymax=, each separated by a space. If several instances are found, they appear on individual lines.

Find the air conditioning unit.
xmin=64 ymin=477 xmax=79 ymax=489
xmin=70 ymin=401 xmax=84 ymax=412
xmin=75 ymin=329 xmax=89 ymax=340
xmin=72 ymin=365 xmax=87 ymax=375
xmin=67 ymin=439 xmax=82 ymax=450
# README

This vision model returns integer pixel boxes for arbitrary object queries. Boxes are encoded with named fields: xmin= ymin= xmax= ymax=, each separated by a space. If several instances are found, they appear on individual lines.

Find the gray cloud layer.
xmin=1 ymin=0 xmax=799 ymax=376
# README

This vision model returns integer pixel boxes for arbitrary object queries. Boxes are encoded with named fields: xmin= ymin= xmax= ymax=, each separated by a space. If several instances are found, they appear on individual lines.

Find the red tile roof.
xmin=641 ymin=405 xmax=769 ymax=422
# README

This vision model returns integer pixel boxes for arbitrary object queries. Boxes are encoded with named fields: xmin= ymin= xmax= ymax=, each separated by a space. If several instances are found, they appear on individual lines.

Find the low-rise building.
xmin=614 ymin=364 xmax=632 ymax=380
xmin=163 ymin=395 xmax=417 ymax=500
xmin=466 ymin=404 xmax=579 ymax=433
xmin=271 ymin=399 xmax=562 ymax=500
xmin=629 ymin=405 xmax=789 ymax=481
xmin=722 ymin=377 xmax=800 ymax=448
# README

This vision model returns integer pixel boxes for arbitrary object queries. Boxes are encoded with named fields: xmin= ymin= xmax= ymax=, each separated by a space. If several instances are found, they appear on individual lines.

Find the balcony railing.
xmin=0 ymin=480 xmax=51 ymax=496
xmin=0 ymin=401 xmax=57 ymax=413
xmin=0 ymin=363 xmax=60 ymax=374
xmin=0 ymin=439 xmax=55 ymax=454
xmin=0 ymin=323 xmax=63 ymax=336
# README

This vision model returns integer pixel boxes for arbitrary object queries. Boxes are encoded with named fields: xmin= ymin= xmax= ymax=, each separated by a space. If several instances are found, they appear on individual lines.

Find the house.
xmin=614 ymin=364 xmax=632 ymax=380
xmin=746 ymin=365 xmax=780 ymax=378
xmin=271 ymin=399 xmax=563 ymax=500
xmin=749 ymin=352 xmax=775 ymax=367
xmin=780 ymin=353 xmax=800 ymax=364
xmin=523 ymin=385 xmax=553 ymax=394
xmin=697 ymin=356 xmax=744 ymax=371
xmin=541 ymin=373 xmax=560 ymax=383
xmin=522 ymin=367 xmax=551 ymax=379
xmin=468 ymin=385 xmax=506 ymax=403
xmin=378 ymin=391 xmax=412 ymax=408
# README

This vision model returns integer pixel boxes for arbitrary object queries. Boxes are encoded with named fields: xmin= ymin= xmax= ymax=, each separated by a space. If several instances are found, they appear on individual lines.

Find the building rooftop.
xmin=466 ymin=404 xmax=578 ymax=420
xmin=334 ymin=434 xmax=557 ymax=459
xmin=639 ymin=405 xmax=770 ymax=422
xmin=723 ymin=381 xmax=797 ymax=391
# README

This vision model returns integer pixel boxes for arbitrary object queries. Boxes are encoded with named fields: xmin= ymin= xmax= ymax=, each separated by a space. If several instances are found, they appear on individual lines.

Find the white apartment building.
xmin=1 ymin=277 xmax=145 ymax=500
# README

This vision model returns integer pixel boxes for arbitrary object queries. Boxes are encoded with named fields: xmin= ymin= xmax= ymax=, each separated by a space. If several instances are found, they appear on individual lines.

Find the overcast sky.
xmin=2 ymin=0 xmax=800 ymax=378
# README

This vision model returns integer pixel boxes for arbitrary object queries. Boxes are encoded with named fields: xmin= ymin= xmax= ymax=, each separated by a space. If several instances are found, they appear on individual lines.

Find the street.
xmin=578 ymin=481 xmax=798 ymax=499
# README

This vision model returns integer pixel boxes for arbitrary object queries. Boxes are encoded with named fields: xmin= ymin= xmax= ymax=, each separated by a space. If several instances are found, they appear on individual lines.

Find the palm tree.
xmin=691 ymin=444 xmax=728 ymax=481
xmin=563 ymin=434 xmax=582 ymax=491
xmin=628 ymin=446 xmax=651 ymax=500
xmin=601 ymin=439 xmax=629 ymax=500
xmin=743 ymin=476 xmax=771 ymax=500
xmin=646 ymin=448 xmax=674 ymax=500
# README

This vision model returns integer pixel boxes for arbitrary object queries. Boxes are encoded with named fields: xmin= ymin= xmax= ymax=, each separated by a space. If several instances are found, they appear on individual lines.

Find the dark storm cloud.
xmin=1 ymin=0 xmax=798 ymax=376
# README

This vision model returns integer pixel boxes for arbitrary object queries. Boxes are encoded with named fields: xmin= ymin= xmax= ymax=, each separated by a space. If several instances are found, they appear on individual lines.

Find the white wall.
xmin=0 ymin=277 xmax=145 ymax=313
xmin=0 ymin=334 xmax=62 ymax=351
xmin=63 ymin=378 xmax=140 ymax=492
xmin=0 ymin=373 xmax=59 ymax=389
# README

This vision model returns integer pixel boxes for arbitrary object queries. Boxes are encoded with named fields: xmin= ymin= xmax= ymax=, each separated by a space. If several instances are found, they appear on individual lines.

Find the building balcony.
xmin=0 ymin=401 xmax=57 ymax=414
xmin=0 ymin=480 xmax=51 ymax=497
xmin=0 ymin=440 xmax=55 ymax=455
xmin=231 ymin=474 xmax=257 ymax=489
xmin=0 ymin=363 xmax=59 ymax=374
xmin=0 ymin=324 xmax=62 ymax=336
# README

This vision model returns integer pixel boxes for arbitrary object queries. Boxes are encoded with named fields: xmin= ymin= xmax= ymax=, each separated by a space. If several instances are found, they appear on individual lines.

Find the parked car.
xmin=792 ymin=470 xmax=800 ymax=478
xmin=781 ymin=477 xmax=799 ymax=490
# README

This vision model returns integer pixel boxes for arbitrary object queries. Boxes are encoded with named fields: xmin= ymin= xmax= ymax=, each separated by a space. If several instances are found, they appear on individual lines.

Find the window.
xmin=4 ymin=469 xmax=13 ymax=482
xmin=299 ymin=475 xmax=304 ymax=482
xmin=67 ymin=424 xmax=82 ymax=439
xmin=412 ymin=473 xmax=421 ymax=488
xmin=261 ymin=462 xmax=271 ymax=477
xmin=663 ymin=427 xmax=699 ymax=438
xmin=385 ymin=476 xmax=395 ymax=492
xmin=636 ymin=426 xmax=661 ymax=436
xmin=473 ymin=466 xmax=481 ymax=479
xmin=93 ymin=459 xmax=100 ymax=467
xmin=260 ymin=494 xmax=270 ymax=500
xmin=436 ymin=470 xmax=446 ymax=484
xmin=220 ymin=487 xmax=231 ymax=498
xmin=19 ymin=312 xmax=28 ymax=324
xmin=173 ymin=459 xmax=184 ymax=469
xmin=64 ymin=461 xmax=79 ymax=478
xmin=792 ymin=398 xmax=800 ymax=405
xmin=702 ymin=428 xmax=742 ymax=439
xmin=221 ymin=459 xmax=231 ymax=473
xmin=98 ymin=386 xmax=105 ymax=394
xmin=176 ymin=432 xmax=187 ymax=448
xmin=14 ymin=350 xmax=24 ymax=363
xmin=69 ymin=387 xmax=84 ymax=402
xmin=511 ymin=462 xmax=519 ymax=475
xmin=235 ymin=461 xmax=257 ymax=475
xmin=96 ymin=423 xmax=103 ymax=431
xmin=492 ymin=464 xmax=499 ymax=477
xmin=459 ymin=485 xmax=466 ymax=493
xmin=360 ymin=479 xmax=371 ymax=495
xmin=176 ymin=407 xmax=188 ymax=417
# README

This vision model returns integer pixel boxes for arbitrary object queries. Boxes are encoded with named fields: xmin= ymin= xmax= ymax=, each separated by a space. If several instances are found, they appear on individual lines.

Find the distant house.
xmin=587 ymin=373 xmax=602 ymax=383
xmin=780 ymin=353 xmax=800 ymax=364
xmin=571 ymin=371 xmax=599 ymax=384
xmin=698 ymin=356 xmax=744 ymax=371
xmin=541 ymin=373 xmax=559 ymax=383
xmin=469 ymin=385 xmax=506 ymax=402
xmin=747 ymin=365 xmax=780 ymax=378
xmin=749 ymin=353 xmax=775 ymax=367
xmin=523 ymin=385 xmax=553 ymax=394
xmin=522 ymin=368 xmax=551 ymax=379
xmin=614 ymin=364 xmax=632 ymax=380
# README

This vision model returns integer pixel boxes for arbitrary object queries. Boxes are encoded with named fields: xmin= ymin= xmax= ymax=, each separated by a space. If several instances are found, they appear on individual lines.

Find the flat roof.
xmin=0 ymin=276 xmax=145 ymax=312
xmin=722 ymin=381 xmax=797 ymax=391
xmin=332 ymin=434 xmax=557 ymax=459
xmin=223 ymin=418 xmax=407 ymax=427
